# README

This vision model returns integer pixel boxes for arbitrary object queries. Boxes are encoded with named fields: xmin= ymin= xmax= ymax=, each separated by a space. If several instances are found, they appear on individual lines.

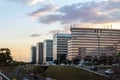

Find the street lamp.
xmin=59 ymin=57 xmax=61 ymax=65
xmin=95 ymin=29 xmax=102 ymax=59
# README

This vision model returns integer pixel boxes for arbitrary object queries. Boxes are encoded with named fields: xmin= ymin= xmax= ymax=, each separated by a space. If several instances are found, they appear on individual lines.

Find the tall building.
xmin=53 ymin=33 xmax=71 ymax=61
xmin=36 ymin=42 xmax=43 ymax=64
xmin=31 ymin=46 xmax=36 ymax=64
xmin=67 ymin=27 xmax=120 ymax=61
xmin=43 ymin=40 xmax=53 ymax=63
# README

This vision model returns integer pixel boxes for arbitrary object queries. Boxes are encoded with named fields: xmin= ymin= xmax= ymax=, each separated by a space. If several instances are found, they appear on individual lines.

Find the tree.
xmin=115 ymin=52 xmax=120 ymax=64
xmin=54 ymin=60 xmax=59 ymax=65
xmin=0 ymin=48 xmax=13 ymax=65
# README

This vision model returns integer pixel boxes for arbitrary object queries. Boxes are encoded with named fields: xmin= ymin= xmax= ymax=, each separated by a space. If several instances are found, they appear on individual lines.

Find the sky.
xmin=0 ymin=0 xmax=120 ymax=62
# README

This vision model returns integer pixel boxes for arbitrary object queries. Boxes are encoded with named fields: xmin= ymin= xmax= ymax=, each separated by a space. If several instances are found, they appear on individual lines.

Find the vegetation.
xmin=0 ymin=65 xmax=110 ymax=80
xmin=54 ymin=59 xmax=71 ymax=65
xmin=20 ymin=65 xmax=109 ymax=80
xmin=0 ymin=48 xmax=13 ymax=66
xmin=0 ymin=66 xmax=18 ymax=73
xmin=0 ymin=48 xmax=28 ymax=66
xmin=45 ymin=66 xmax=109 ymax=80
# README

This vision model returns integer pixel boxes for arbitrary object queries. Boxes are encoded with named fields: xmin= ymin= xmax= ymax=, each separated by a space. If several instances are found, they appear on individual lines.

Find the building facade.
xmin=43 ymin=40 xmax=53 ymax=63
xmin=67 ymin=27 xmax=120 ymax=62
xmin=53 ymin=33 xmax=71 ymax=61
xmin=36 ymin=42 xmax=43 ymax=64
xmin=31 ymin=46 xmax=36 ymax=64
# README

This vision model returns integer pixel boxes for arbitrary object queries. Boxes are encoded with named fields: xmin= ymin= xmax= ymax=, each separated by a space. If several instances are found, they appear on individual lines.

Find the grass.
xmin=46 ymin=66 xmax=109 ymax=80
xmin=0 ymin=65 xmax=109 ymax=80
xmin=0 ymin=66 xmax=18 ymax=73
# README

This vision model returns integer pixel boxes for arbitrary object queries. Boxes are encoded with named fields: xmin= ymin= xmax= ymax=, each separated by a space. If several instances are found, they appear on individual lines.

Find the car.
xmin=104 ymin=69 xmax=114 ymax=75
xmin=31 ymin=73 xmax=35 ymax=76
xmin=31 ymin=73 xmax=38 ymax=79
xmin=34 ymin=63 xmax=39 ymax=66
xmin=60 ymin=63 xmax=65 ymax=66
xmin=51 ymin=63 xmax=56 ymax=66
xmin=112 ymin=63 xmax=119 ymax=66
xmin=78 ymin=63 xmax=84 ymax=67
xmin=71 ymin=64 xmax=74 ymax=66
xmin=23 ymin=77 xmax=29 ymax=80
xmin=90 ymin=66 xmax=97 ymax=71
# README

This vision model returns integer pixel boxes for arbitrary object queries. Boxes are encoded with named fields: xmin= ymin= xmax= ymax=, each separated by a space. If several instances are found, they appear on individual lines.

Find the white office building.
xmin=53 ymin=33 xmax=71 ymax=61
xmin=67 ymin=27 xmax=120 ymax=62
xmin=43 ymin=40 xmax=53 ymax=63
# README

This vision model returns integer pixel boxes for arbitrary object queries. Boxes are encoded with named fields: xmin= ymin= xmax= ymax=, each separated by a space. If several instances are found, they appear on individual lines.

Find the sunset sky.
xmin=0 ymin=0 xmax=120 ymax=62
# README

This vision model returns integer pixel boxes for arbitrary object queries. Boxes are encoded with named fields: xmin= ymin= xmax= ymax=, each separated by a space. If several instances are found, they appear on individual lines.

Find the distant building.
xmin=67 ymin=27 xmax=120 ymax=62
xmin=36 ymin=42 xmax=43 ymax=64
xmin=43 ymin=40 xmax=53 ymax=63
xmin=53 ymin=33 xmax=71 ymax=62
xmin=31 ymin=46 xmax=36 ymax=64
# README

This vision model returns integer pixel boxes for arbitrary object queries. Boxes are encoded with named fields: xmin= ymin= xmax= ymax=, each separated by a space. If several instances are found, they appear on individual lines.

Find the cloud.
xmin=30 ymin=33 xmax=40 ymax=37
xmin=49 ymin=25 xmax=71 ymax=35
xmin=28 ymin=0 xmax=44 ymax=6
xmin=39 ymin=0 xmax=120 ymax=24
xmin=9 ymin=0 xmax=120 ymax=25
xmin=49 ymin=30 xmax=61 ymax=34
xmin=48 ymin=23 xmax=95 ymax=35
xmin=9 ymin=0 xmax=56 ymax=18
xmin=9 ymin=0 xmax=50 ymax=6
xmin=102 ymin=0 xmax=120 ymax=11
xmin=29 ymin=5 xmax=57 ymax=18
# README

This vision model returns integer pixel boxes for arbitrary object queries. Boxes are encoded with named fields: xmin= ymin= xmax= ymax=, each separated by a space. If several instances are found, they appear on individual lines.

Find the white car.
xmin=51 ymin=63 xmax=56 ymax=66
xmin=90 ymin=66 xmax=97 ymax=71
xmin=105 ymin=69 xmax=114 ymax=75
xmin=78 ymin=63 xmax=84 ymax=67
xmin=112 ymin=63 xmax=119 ymax=66
xmin=61 ymin=63 xmax=65 ymax=66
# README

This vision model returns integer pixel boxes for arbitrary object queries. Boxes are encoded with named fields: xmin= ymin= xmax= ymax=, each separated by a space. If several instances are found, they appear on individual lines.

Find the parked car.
xmin=112 ymin=63 xmax=119 ymax=66
xmin=23 ymin=77 xmax=29 ymax=80
xmin=51 ymin=63 xmax=56 ymax=66
xmin=90 ymin=66 xmax=97 ymax=71
xmin=104 ymin=69 xmax=114 ymax=75
xmin=60 ymin=63 xmax=65 ymax=66
xmin=78 ymin=63 xmax=84 ymax=67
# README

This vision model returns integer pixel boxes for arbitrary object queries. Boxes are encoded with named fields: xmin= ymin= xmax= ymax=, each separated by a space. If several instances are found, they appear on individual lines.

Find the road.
xmin=76 ymin=65 xmax=120 ymax=80
xmin=0 ymin=72 xmax=11 ymax=80
xmin=0 ymin=65 xmax=107 ymax=80
xmin=11 ymin=65 xmax=53 ymax=80
xmin=82 ymin=65 xmax=105 ymax=74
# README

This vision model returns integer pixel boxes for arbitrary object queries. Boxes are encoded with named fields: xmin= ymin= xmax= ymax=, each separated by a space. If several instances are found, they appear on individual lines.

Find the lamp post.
xmin=95 ymin=29 xmax=102 ymax=60
xmin=97 ymin=32 xmax=100 ymax=58
xmin=59 ymin=57 xmax=60 ymax=65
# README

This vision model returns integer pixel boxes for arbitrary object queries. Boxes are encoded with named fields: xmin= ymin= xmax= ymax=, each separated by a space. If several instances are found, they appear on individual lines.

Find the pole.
xmin=97 ymin=30 xmax=100 ymax=57
xmin=96 ymin=30 xmax=102 ymax=60
xmin=59 ymin=57 xmax=60 ymax=65
xmin=97 ymin=30 xmax=100 ymax=60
